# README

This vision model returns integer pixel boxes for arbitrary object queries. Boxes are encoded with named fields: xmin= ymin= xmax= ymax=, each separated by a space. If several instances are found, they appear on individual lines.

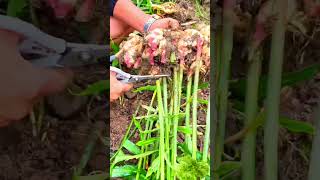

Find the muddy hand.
xmin=149 ymin=18 xmax=180 ymax=31
xmin=110 ymin=71 xmax=133 ymax=102
xmin=0 ymin=30 xmax=73 ymax=126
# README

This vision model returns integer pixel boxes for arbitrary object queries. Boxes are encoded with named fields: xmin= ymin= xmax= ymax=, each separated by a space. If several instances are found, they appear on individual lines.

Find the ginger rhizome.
xmin=115 ymin=25 xmax=210 ymax=76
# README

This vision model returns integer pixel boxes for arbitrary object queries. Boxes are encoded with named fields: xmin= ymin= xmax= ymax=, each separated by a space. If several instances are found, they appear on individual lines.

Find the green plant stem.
xmin=202 ymin=97 xmax=210 ymax=162
xmin=192 ymin=59 xmax=202 ymax=159
xmin=212 ymin=10 xmax=222 ymax=177
xmin=163 ymin=77 xmax=168 ymax=115
xmin=163 ymin=78 xmax=171 ymax=179
xmin=172 ymin=67 xmax=179 ymax=180
xmin=156 ymin=79 xmax=166 ymax=180
xmin=264 ymin=1 xmax=287 ymax=180
xmin=241 ymin=49 xmax=262 ymax=180
xmin=308 ymin=103 xmax=320 ymax=180
xmin=185 ymin=77 xmax=193 ymax=151
xmin=214 ymin=1 xmax=235 ymax=179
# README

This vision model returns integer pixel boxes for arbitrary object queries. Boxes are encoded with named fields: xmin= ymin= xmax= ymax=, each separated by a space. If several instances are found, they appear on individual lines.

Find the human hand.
xmin=110 ymin=71 xmax=133 ymax=102
xmin=149 ymin=18 xmax=180 ymax=31
xmin=0 ymin=30 xmax=73 ymax=127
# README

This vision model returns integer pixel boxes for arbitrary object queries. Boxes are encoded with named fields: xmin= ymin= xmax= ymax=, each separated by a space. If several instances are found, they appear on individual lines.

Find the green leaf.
xmin=112 ymin=59 xmax=119 ymax=67
xmin=113 ymin=150 xmax=125 ymax=165
xmin=112 ymin=165 xmax=137 ymax=178
xmin=141 ymin=105 xmax=157 ymax=112
xmin=231 ymin=103 xmax=315 ymax=144
xmin=133 ymin=85 xmax=157 ymax=93
xmin=140 ymin=128 xmax=159 ymax=134
xmin=146 ymin=156 xmax=160 ymax=177
xmin=123 ymin=140 xmax=141 ymax=155
xmin=279 ymin=116 xmax=315 ymax=135
xmin=214 ymin=161 xmax=241 ymax=177
xmin=198 ymin=98 xmax=208 ymax=105
xmin=136 ymin=137 xmax=159 ymax=146
xmin=7 ymin=0 xmax=27 ymax=17
xmin=135 ymin=114 xmax=158 ymax=120
xmin=178 ymin=142 xmax=191 ymax=155
xmin=177 ymin=126 xmax=192 ymax=135
xmin=167 ymin=113 xmax=186 ymax=121
xmin=199 ymin=82 xmax=209 ymax=90
xmin=113 ymin=150 xmax=158 ymax=165
xmin=133 ymin=117 xmax=143 ymax=132
xmin=72 ymin=80 xmax=109 ymax=96
xmin=110 ymin=40 xmax=120 ymax=53
xmin=230 ymin=65 xmax=320 ymax=101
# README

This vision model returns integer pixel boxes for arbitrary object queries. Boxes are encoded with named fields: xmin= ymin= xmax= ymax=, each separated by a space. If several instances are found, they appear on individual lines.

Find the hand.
xmin=0 ymin=30 xmax=73 ymax=127
xmin=149 ymin=18 xmax=180 ymax=31
xmin=110 ymin=71 xmax=133 ymax=102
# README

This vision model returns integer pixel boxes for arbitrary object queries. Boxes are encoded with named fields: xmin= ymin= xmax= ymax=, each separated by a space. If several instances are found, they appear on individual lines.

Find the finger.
xmin=0 ymin=100 xmax=32 ymax=122
xmin=110 ymin=92 xmax=121 ymax=102
xmin=168 ymin=19 xmax=180 ymax=30
xmin=0 ymin=30 xmax=22 ymax=46
xmin=110 ymin=71 xmax=117 ymax=76
xmin=37 ymin=68 xmax=74 ymax=97
xmin=122 ymin=83 xmax=133 ymax=92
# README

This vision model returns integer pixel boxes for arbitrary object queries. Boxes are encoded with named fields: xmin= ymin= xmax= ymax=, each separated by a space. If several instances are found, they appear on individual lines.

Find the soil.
xmin=0 ymin=1 xmax=108 ymax=180
xmin=110 ymin=91 xmax=154 ymax=151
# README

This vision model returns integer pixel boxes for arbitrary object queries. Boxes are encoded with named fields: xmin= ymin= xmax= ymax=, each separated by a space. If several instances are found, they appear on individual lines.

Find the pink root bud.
xmin=160 ymin=50 xmax=167 ymax=64
xmin=149 ymin=37 xmax=158 ymax=51
xmin=148 ymin=48 xmax=155 ymax=65
xmin=172 ymin=39 xmax=178 ymax=46
xmin=133 ymin=57 xmax=142 ymax=69
xmin=179 ymin=57 xmax=185 ymax=66
xmin=124 ymin=53 xmax=134 ymax=68
xmin=196 ymin=38 xmax=204 ymax=58
xmin=253 ymin=23 xmax=268 ymax=48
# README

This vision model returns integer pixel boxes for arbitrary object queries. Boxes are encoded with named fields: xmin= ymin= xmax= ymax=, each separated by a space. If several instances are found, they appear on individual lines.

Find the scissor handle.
xmin=110 ymin=66 xmax=132 ymax=83
xmin=0 ymin=15 xmax=66 ymax=53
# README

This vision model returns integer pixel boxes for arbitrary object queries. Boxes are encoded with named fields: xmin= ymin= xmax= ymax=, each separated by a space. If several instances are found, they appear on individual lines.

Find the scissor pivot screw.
xmin=79 ymin=52 xmax=92 ymax=61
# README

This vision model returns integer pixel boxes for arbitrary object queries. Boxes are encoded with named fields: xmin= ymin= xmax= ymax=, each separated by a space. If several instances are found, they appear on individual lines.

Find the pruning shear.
xmin=0 ymin=15 xmax=107 ymax=68
xmin=109 ymin=56 xmax=169 ymax=84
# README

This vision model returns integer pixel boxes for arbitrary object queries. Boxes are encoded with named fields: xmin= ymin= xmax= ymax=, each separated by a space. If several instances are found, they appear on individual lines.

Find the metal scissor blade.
xmin=128 ymin=74 xmax=170 ymax=83
xmin=57 ymin=43 xmax=108 ymax=67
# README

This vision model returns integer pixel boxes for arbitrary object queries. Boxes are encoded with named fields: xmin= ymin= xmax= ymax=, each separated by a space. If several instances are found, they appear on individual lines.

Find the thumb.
xmin=36 ymin=68 xmax=74 ymax=96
